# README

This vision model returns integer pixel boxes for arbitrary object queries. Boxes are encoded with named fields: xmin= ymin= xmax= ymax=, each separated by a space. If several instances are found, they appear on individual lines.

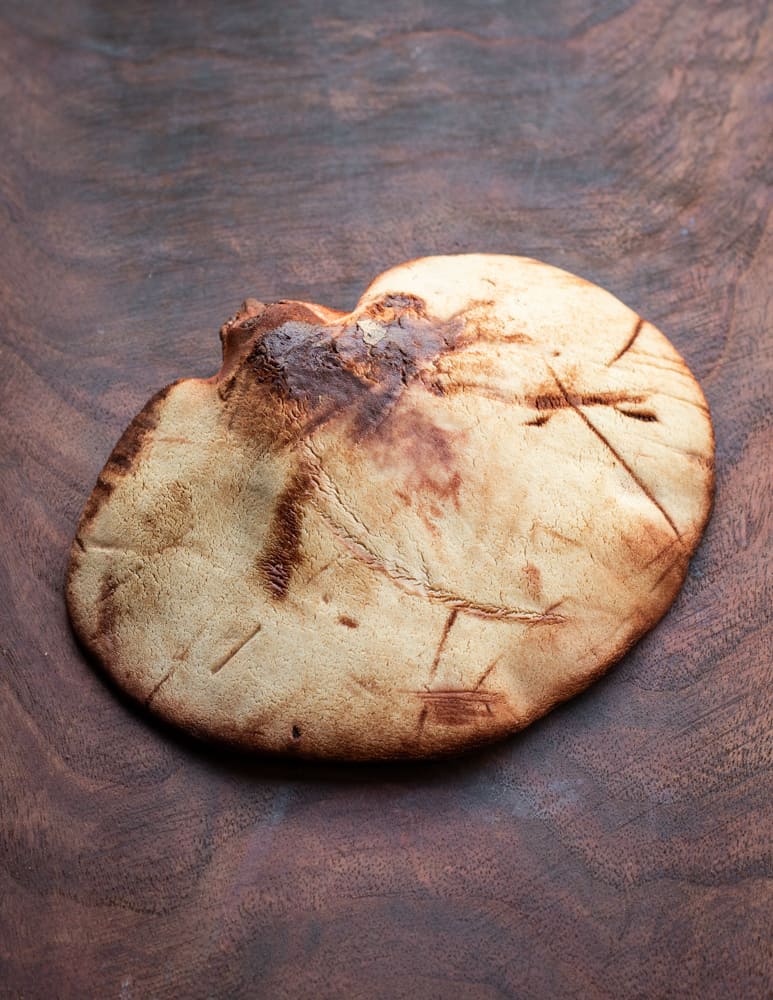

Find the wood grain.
xmin=1 ymin=1 xmax=770 ymax=996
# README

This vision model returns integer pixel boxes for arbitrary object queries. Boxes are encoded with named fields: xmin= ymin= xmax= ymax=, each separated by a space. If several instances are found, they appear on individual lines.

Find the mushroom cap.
xmin=67 ymin=255 xmax=714 ymax=759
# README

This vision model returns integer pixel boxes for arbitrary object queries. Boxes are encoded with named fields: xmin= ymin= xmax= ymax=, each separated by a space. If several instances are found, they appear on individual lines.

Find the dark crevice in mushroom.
xmin=618 ymin=408 xmax=658 ymax=422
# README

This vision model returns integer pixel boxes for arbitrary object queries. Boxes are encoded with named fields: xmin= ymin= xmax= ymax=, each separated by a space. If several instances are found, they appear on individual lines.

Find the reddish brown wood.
xmin=1 ymin=2 xmax=770 ymax=997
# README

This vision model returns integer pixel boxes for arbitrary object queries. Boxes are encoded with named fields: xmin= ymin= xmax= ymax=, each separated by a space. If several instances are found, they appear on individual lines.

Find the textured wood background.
xmin=1 ymin=1 xmax=770 ymax=997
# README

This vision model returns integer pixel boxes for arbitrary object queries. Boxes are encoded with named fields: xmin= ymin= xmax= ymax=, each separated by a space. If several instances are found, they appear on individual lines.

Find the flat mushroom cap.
xmin=66 ymin=254 xmax=714 ymax=759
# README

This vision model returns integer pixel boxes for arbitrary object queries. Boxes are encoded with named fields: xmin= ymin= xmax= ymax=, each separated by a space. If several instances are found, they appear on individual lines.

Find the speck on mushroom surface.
xmin=66 ymin=254 xmax=714 ymax=760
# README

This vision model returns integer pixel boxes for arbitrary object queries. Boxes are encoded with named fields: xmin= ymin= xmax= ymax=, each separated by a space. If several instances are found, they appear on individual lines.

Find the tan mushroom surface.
xmin=66 ymin=255 xmax=714 ymax=759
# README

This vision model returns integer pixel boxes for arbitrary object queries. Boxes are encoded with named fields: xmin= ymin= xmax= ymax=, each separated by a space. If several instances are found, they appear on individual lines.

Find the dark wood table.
xmin=1 ymin=2 xmax=770 ymax=997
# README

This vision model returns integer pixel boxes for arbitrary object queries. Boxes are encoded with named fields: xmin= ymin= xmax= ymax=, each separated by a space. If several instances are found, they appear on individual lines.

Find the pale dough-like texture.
xmin=66 ymin=255 xmax=714 ymax=759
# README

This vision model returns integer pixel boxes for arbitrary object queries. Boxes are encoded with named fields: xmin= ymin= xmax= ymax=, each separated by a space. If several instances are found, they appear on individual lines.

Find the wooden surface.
xmin=1 ymin=1 xmax=770 ymax=996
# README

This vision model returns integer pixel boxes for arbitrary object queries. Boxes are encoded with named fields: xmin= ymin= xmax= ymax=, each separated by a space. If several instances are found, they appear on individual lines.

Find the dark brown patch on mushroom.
xmin=105 ymin=383 xmax=175 ymax=475
xmin=418 ymin=512 xmax=441 ymax=538
xmin=80 ymin=475 xmax=115 ymax=529
xmin=407 ymin=470 xmax=459 ymax=520
xmin=351 ymin=676 xmax=380 ymax=696
xmin=530 ymin=390 xmax=647 ymax=412
xmin=224 ymin=292 xmax=466 ymax=449
xmin=219 ymin=301 xmax=333 ymax=403
xmin=461 ymin=298 xmax=532 ymax=344
xmin=417 ymin=688 xmax=505 ymax=726
xmin=338 ymin=615 xmax=359 ymax=629
xmin=362 ymin=292 xmax=428 ymax=320
xmin=617 ymin=406 xmax=658 ymax=422
xmin=520 ymin=388 xmax=652 ymax=427
xmin=218 ymin=294 xmax=472 ymax=518
xmin=96 ymin=573 xmax=120 ymax=647
xmin=426 ymin=374 xmax=653 ymax=422
xmin=79 ymin=384 xmax=176 ymax=531
xmin=524 ymin=562 xmax=542 ymax=599
xmin=257 ymin=465 xmax=315 ymax=600
xmin=222 ymin=300 xmax=322 ymax=348
xmin=369 ymin=407 xmax=463 ymax=512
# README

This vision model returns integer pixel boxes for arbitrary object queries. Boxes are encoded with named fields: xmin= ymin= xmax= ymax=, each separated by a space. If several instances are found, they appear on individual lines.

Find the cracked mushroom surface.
xmin=66 ymin=255 xmax=714 ymax=759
